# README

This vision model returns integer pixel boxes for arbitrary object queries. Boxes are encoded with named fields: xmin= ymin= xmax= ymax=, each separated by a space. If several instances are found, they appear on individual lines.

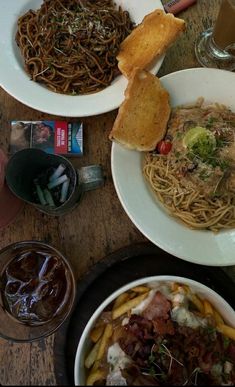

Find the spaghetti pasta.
xmin=15 ymin=0 xmax=134 ymax=95
xmin=143 ymin=99 xmax=235 ymax=232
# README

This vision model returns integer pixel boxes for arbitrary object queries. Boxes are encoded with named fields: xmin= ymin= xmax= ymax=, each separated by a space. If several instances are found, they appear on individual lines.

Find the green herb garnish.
xmin=199 ymin=169 xmax=212 ymax=180
xmin=223 ymin=336 xmax=230 ymax=349
xmin=183 ymin=126 xmax=216 ymax=161
xmin=206 ymin=117 xmax=217 ymax=128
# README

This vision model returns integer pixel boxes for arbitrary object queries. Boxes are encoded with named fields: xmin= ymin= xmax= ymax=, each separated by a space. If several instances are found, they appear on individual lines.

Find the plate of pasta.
xmin=0 ymin=0 xmax=164 ymax=117
xmin=111 ymin=67 xmax=235 ymax=266
xmin=74 ymin=275 xmax=235 ymax=385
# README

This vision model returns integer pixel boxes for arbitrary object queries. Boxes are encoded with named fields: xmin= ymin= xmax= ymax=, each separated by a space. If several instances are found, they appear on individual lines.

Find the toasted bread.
xmin=109 ymin=69 xmax=171 ymax=151
xmin=117 ymin=9 xmax=186 ymax=78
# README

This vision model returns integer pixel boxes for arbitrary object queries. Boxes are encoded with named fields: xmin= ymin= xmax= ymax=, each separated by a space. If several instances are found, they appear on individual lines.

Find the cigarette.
xmin=43 ymin=189 xmax=55 ymax=207
xmin=49 ymin=164 xmax=66 ymax=182
xmin=60 ymin=178 xmax=70 ymax=203
xmin=47 ymin=174 xmax=68 ymax=189
xmin=164 ymin=0 xmax=197 ymax=15
xmin=35 ymin=183 xmax=47 ymax=205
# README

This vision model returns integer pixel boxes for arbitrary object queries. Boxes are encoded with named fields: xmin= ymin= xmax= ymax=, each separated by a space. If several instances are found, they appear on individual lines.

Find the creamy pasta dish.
xmin=143 ymin=98 xmax=235 ymax=232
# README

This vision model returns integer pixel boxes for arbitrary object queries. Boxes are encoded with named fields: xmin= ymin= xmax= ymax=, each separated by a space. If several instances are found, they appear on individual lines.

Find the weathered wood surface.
xmin=1 ymin=0 xmax=234 ymax=385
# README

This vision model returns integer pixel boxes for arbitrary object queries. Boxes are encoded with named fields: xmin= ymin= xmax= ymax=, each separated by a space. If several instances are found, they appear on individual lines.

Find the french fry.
xmin=182 ymin=285 xmax=190 ymax=294
xmin=91 ymin=360 xmax=101 ymax=372
xmin=203 ymin=299 xmax=214 ymax=316
xmin=96 ymin=323 xmax=113 ymax=361
xmin=90 ymin=325 xmax=105 ymax=343
xmin=112 ymin=292 xmax=130 ymax=310
xmin=85 ymin=339 xmax=101 ymax=369
xmin=172 ymin=283 xmax=189 ymax=294
xmin=112 ymin=292 xmax=149 ymax=320
xmin=213 ymin=309 xmax=224 ymax=325
xmin=190 ymin=294 xmax=204 ymax=314
xmin=86 ymin=369 xmax=106 ymax=386
xmin=171 ymin=282 xmax=180 ymax=292
xmin=217 ymin=323 xmax=235 ymax=341
xmin=131 ymin=285 xmax=150 ymax=294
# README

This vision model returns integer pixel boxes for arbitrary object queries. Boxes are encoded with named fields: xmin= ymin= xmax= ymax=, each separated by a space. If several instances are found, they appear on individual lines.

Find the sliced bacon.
xmin=228 ymin=342 xmax=235 ymax=363
xmin=199 ymin=352 xmax=214 ymax=373
xmin=152 ymin=318 xmax=175 ymax=336
xmin=127 ymin=315 xmax=154 ymax=340
xmin=123 ymin=365 xmax=160 ymax=386
xmin=142 ymin=291 xmax=171 ymax=321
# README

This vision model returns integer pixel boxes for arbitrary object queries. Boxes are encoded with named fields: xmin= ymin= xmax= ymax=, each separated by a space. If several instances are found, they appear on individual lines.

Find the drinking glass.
xmin=0 ymin=241 xmax=76 ymax=342
xmin=195 ymin=0 xmax=235 ymax=70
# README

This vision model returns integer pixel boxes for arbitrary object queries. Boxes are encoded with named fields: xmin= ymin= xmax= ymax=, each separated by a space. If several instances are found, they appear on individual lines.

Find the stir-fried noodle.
xmin=16 ymin=0 xmax=134 ymax=95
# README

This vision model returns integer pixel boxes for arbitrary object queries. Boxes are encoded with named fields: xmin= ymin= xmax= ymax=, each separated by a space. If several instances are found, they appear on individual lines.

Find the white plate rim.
xmin=111 ymin=67 xmax=235 ymax=267
xmin=0 ymin=0 xmax=164 ymax=117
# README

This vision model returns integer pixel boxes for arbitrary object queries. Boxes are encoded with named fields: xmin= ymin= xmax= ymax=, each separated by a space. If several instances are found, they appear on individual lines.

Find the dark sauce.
xmin=1 ymin=250 xmax=70 ymax=325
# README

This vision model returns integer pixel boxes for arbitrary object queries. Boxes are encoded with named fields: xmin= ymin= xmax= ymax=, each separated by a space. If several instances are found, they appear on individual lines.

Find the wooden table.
xmin=1 ymin=0 xmax=234 ymax=385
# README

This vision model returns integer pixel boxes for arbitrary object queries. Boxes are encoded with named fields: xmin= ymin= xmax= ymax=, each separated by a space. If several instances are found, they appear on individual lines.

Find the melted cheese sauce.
xmin=171 ymin=306 xmax=208 ymax=329
xmin=131 ymin=289 xmax=156 ymax=315
xmin=106 ymin=343 xmax=131 ymax=386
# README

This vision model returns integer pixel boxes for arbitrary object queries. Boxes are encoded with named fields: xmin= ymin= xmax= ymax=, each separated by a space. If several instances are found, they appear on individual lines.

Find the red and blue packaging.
xmin=9 ymin=120 xmax=83 ymax=157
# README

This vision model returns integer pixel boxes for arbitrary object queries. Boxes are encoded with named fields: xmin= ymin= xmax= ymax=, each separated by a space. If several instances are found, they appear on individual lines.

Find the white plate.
xmin=74 ymin=275 xmax=235 ymax=385
xmin=111 ymin=67 xmax=235 ymax=267
xmin=0 ymin=0 xmax=164 ymax=117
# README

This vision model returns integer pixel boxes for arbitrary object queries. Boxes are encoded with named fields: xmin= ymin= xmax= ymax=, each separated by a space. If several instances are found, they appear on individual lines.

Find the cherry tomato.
xmin=157 ymin=140 xmax=172 ymax=155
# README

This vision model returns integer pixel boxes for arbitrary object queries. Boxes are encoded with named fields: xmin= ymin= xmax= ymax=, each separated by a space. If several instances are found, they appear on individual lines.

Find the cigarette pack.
xmin=9 ymin=120 xmax=83 ymax=157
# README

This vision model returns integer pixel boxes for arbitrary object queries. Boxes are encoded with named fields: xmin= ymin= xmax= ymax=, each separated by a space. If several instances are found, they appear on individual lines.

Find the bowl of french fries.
xmin=74 ymin=276 xmax=235 ymax=386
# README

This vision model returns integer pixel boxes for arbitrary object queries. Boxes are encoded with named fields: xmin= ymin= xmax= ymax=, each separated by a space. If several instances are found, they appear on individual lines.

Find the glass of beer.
xmin=195 ymin=0 xmax=235 ymax=70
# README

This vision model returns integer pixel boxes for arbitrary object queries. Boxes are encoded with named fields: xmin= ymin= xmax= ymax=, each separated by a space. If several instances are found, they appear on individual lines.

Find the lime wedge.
xmin=182 ymin=126 xmax=216 ymax=160
xmin=183 ymin=126 xmax=210 ymax=148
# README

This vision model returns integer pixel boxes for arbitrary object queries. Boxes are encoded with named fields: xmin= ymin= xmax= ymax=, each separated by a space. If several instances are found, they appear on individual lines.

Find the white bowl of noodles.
xmin=74 ymin=275 xmax=235 ymax=386
xmin=111 ymin=67 xmax=235 ymax=266
xmin=0 ymin=0 xmax=164 ymax=117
